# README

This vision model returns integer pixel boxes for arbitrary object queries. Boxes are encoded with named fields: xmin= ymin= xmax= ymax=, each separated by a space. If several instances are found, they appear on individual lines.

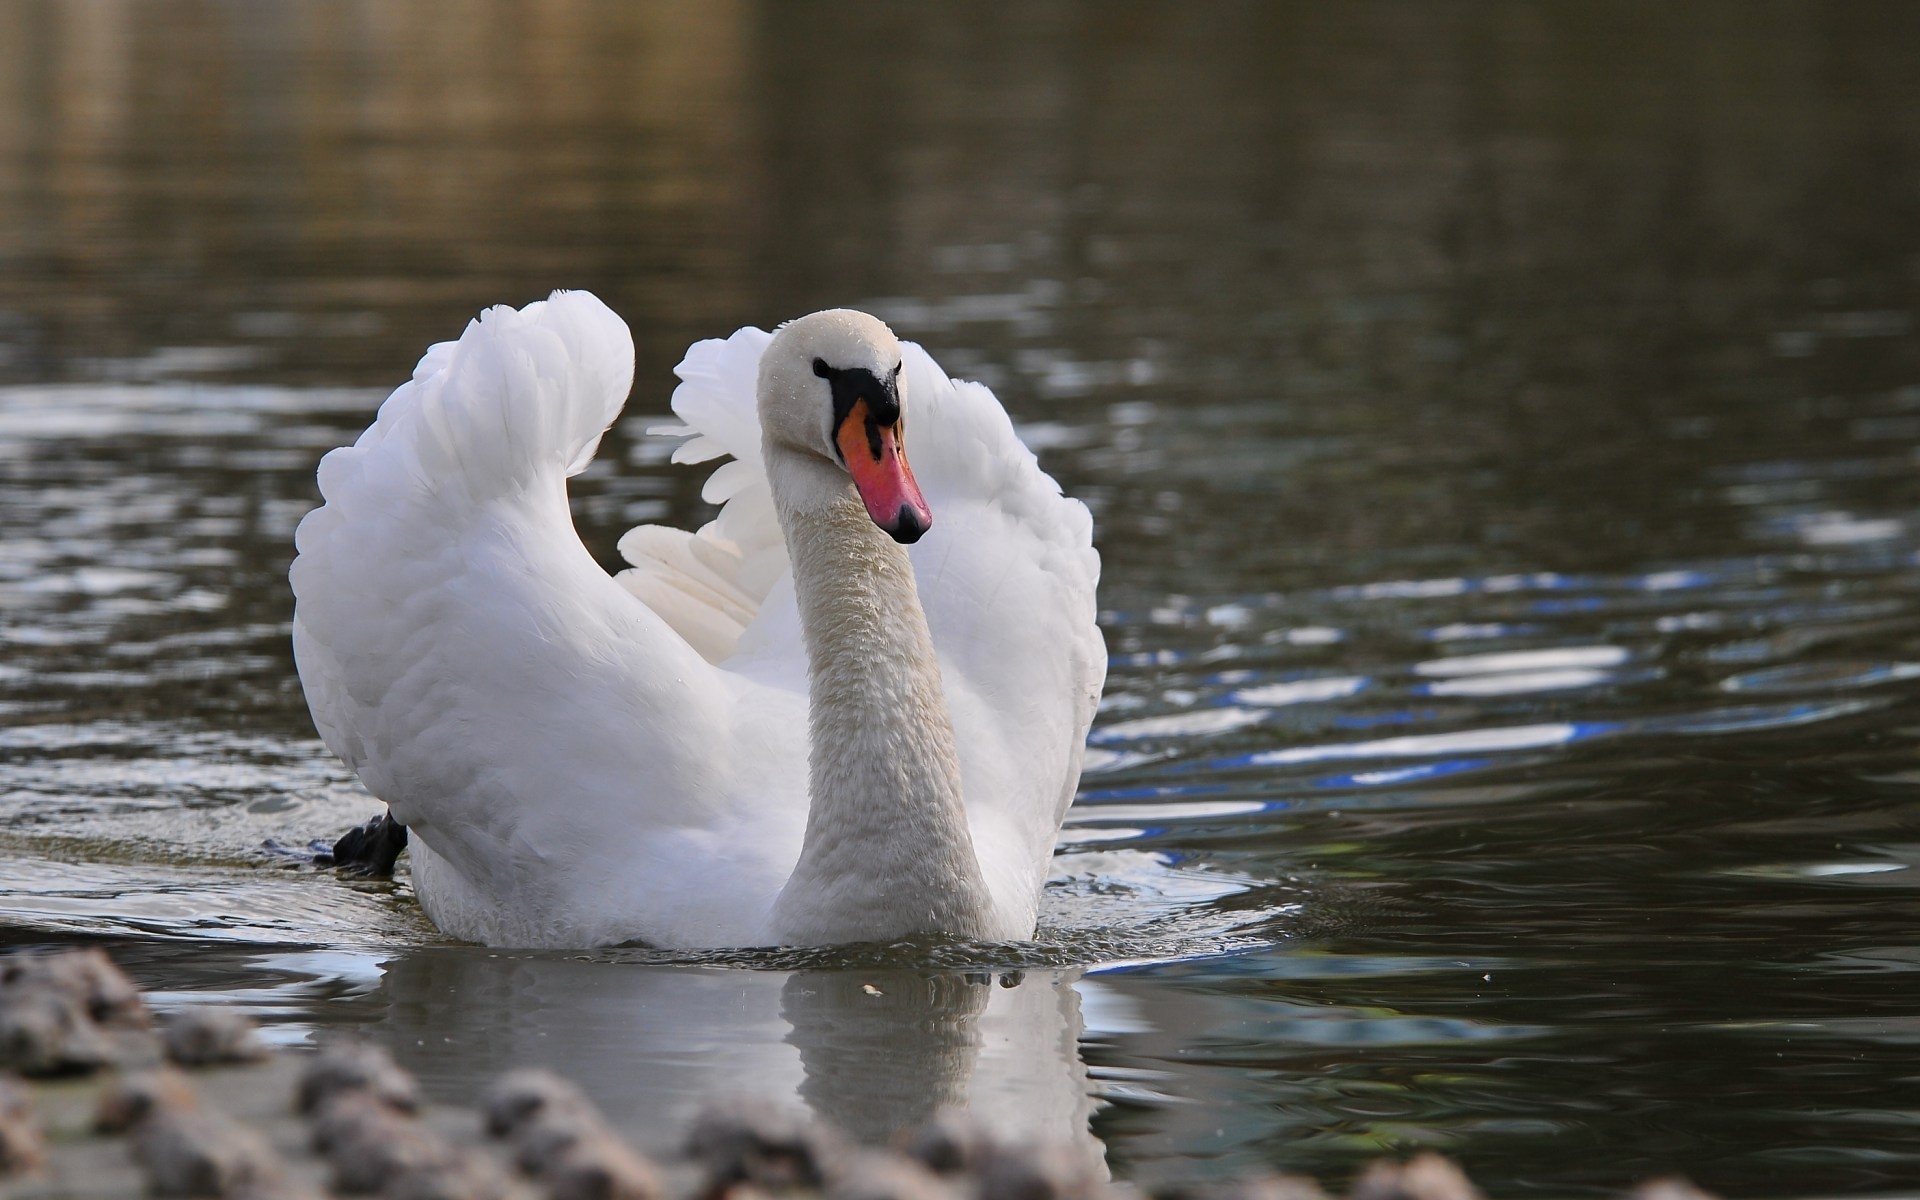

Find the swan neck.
xmin=767 ymin=459 xmax=992 ymax=944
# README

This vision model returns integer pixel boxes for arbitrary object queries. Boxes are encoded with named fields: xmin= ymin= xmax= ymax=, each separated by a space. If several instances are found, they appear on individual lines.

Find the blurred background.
xmin=5 ymin=1 xmax=1920 ymax=1195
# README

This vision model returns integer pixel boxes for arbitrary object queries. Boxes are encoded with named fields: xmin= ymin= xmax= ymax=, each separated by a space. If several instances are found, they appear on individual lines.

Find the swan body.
xmin=290 ymin=292 xmax=1103 ymax=949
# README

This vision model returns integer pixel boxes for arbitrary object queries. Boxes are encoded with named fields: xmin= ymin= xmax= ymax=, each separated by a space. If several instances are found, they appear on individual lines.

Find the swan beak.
xmin=836 ymin=400 xmax=932 ymax=544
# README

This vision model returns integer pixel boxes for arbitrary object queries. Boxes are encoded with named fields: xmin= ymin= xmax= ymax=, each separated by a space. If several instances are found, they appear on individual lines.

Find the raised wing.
xmin=290 ymin=293 xmax=806 ymax=946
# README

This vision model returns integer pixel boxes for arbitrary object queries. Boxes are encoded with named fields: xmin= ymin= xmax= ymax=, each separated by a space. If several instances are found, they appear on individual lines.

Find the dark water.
xmin=5 ymin=2 xmax=1920 ymax=1195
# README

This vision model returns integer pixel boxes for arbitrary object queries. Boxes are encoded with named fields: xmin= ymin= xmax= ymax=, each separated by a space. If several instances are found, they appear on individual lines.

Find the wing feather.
xmin=291 ymin=292 xmax=805 ymax=946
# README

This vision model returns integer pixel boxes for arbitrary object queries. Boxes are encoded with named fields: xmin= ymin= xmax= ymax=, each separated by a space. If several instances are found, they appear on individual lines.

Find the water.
xmin=5 ymin=2 xmax=1920 ymax=1194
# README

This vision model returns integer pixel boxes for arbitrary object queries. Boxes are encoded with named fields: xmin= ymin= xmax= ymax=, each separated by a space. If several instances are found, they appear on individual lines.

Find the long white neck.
xmin=764 ymin=453 xmax=993 ymax=945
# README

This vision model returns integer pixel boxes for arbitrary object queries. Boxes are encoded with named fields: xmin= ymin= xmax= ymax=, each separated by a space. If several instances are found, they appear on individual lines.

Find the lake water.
xmin=5 ymin=3 xmax=1920 ymax=1195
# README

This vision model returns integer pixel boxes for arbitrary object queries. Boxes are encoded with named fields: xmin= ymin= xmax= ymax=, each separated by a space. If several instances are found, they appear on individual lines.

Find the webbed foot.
xmin=329 ymin=811 xmax=408 ymax=878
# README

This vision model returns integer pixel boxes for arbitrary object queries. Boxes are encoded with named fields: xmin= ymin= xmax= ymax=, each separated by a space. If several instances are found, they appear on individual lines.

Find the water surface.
xmin=4 ymin=3 xmax=1920 ymax=1195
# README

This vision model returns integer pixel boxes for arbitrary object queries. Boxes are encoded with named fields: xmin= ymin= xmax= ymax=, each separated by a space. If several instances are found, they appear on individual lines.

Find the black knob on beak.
xmin=887 ymin=505 xmax=929 ymax=544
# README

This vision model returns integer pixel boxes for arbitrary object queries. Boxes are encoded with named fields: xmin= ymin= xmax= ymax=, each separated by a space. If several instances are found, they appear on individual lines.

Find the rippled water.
xmin=6 ymin=3 xmax=1920 ymax=1196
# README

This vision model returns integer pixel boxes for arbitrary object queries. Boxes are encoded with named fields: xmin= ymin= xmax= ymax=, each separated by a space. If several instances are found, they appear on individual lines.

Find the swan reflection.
xmin=362 ymin=951 xmax=1102 ymax=1168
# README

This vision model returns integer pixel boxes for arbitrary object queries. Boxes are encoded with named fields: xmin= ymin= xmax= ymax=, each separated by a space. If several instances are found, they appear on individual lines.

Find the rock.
xmin=0 ymin=1074 xmax=34 ymax=1123
xmin=972 ymin=1140 xmax=1108 ymax=1200
xmin=1628 ymin=1180 xmax=1721 ymax=1200
xmin=540 ymin=1128 xmax=665 ymax=1200
xmin=382 ymin=1150 xmax=516 ymax=1200
xmin=0 ymin=948 xmax=152 ymax=1077
xmin=896 ymin=1112 xmax=997 ymax=1177
xmin=827 ymin=1151 xmax=956 ymax=1200
xmin=510 ymin=1106 xmax=610 ymax=1177
xmin=320 ymin=1119 xmax=449 ymax=1193
xmin=230 ymin=1177 xmax=327 ymax=1200
xmin=1164 ymin=1175 xmax=1328 ymax=1200
xmin=166 ymin=1006 xmax=271 ymax=1067
xmin=0 ymin=985 xmax=117 ymax=1075
xmin=486 ymin=1074 xmax=663 ymax=1200
xmin=482 ymin=1067 xmax=597 ymax=1140
xmin=896 ymin=1116 xmax=1106 ymax=1200
xmin=133 ymin=1106 xmax=287 ymax=1197
xmin=95 ymin=1067 xmax=201 ymax=1133
xmin=308 ymin=1091 xmax=453 ymax=1192
xmin=0 ymin=1073 xmax=45 ymax=1176
xmin=686 ymin=1098 xmax=838 ymax=1192
xmin=295 ymin=1039 xmax=422 ymax=1115
xmin=309 ymin=1088 xmax=397 ymax=1154
xmin=1 ymin=947 xmax=150 ymax=1030
xmin=1349 ymin=1155 xmax=1482 ymax=1200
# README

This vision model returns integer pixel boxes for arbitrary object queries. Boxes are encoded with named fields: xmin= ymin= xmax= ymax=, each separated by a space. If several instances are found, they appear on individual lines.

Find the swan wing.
xmin=291 ymin=292 xmax=806 ymax=948
xmin=631 ymin=328 xmax=1105 ymax=926
xmin=614 ymin=327 xmax=788 ymax=669
xmin=894 ymin=344 xmax=1106 ymax=919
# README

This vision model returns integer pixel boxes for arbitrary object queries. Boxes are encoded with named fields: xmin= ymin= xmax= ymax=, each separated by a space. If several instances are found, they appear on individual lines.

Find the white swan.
xmin=290 ymin=292 xmax=1104 ymax=949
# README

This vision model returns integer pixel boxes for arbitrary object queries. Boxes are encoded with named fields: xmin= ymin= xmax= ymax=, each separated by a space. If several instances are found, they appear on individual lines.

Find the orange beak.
xmin=836 ymin=398 xmax=931 ymax=544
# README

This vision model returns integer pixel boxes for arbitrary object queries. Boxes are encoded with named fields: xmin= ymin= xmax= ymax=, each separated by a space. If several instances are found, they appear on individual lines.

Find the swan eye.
xmin=815 ymin=361 xmax=902 ymax=468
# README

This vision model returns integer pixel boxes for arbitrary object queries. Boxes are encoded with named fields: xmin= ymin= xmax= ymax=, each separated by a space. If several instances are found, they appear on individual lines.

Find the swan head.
xmin=758 ymin=310 xmax=931 ymax=544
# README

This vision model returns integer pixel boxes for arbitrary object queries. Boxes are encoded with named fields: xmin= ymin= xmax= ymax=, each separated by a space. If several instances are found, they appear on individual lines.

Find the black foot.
xmin=329 ymin=812 xmax=408 ymax=878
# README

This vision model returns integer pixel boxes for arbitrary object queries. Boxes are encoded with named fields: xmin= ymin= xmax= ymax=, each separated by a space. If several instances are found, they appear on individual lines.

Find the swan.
xmin=290 ymin=291 xmax=1104 ymax=949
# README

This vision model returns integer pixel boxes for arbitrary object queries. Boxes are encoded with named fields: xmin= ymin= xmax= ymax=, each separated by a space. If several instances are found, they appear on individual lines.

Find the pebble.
xmin=1349 ymin=1154 xmax=1483 ymax=1200
xmin=0 ymin=946 xmax=156 ymax=1076
xmin=896 ymin=1112 xmax=995 ymax=1177
xmin=133 ymin=1105 xmax=288 ymax=1198
xmin=898 ymin=1116 xmax=1104 ymax=1200
xmin=970 ymin=1139 xmax=1108 ymax=1200
xmin=509 ymin=1106 xmax=610 ymax=1177
xmin=382 ymin=1153 xmax=516 ymax=1200
xmin=0 ymin=1073 xmax=46 ymax=1176
xmin=94 ymin=1067 xmax=201 ymax=1133
xmin=94 ymin=1066 xmax=306 ymax=1198
xmin=1164 ymin=1175 xmax=1328 ymax=1200
xmin=165 ymin=1006 xmax=271 ymax=1068
xmin=1 ymin=947 xmax=150 ymax=1030
xmin=482 ymin=1067 xmax=597 ymax=1140
xmin=0 ymin=984 xmax=117 ymax=1075
xmin=236 ymin=1179 xmax=328 ymax=1200
xmin=826 ymin=1151 xmax=957 ymax=1200
xmin=1629 ymin=1180 xmax=1722 ymax=1200
xmin=306 ymin=1083 xmax=517 ymax=1199
xmin=309 ymin=1091 xmax=451 ymax=1192
xmin=482 ymin=1069 xmax=663 ymax=1200
xmin=686 ymin=1098 xmax=839 ymax=1193
xmin=539 ymin=1128 xmax=665 ymax=1200
xmin=295 ymin=1038 xmax=423 ymax=1115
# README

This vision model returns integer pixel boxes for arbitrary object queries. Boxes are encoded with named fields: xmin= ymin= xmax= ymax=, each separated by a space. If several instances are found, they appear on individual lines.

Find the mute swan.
xmin=290 ymin=292 xmax=1104 ymax=949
